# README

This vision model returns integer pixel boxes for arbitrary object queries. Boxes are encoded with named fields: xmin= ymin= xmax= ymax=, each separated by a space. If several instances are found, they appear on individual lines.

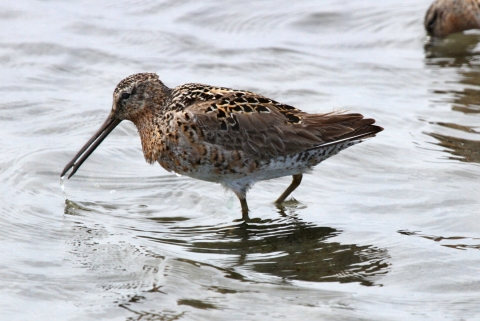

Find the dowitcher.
xmin=425 ymin=0 xmax=480 ymax=38
xmin=61 ymin=73 xmax=382 ymax=220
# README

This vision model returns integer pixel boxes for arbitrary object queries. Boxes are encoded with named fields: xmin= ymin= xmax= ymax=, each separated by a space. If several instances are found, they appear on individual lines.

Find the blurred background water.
xmin=1 ymin=0 xmax=480 ymax=320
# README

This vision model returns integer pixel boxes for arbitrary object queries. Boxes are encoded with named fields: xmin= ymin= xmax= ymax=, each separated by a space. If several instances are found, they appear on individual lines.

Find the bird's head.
xmin=61 ymin=73 xmax=170 ymax=178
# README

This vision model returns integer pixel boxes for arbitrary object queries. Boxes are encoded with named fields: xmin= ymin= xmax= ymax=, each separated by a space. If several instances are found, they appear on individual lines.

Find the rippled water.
xmin=1 ymin=0 xmax=480 ymax=320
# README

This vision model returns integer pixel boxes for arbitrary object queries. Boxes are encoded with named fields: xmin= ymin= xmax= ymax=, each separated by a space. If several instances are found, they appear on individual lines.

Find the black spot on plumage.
xmin=256 ymin=105 xmax=270 ymax=113
xmin=235 ymin=92 xmax=244 ymax=97
xmin=217 ymin=108 xmax=226 ymax=119
xmin=184 ymin=113 xmax=190 ymax=120
xmin=220 ymin=120 xmax=227 ymax=131
xmin=246 ymin=97 xmax=258 ymax=104
xmin=215 ymin=94 xmax=223 ymax=99
xmin=232 ymin=105 xmax=243 ymax=112
xmin=281 ymin=104 xmax=297 ymax=110
xmin=285 ymin=113 xmax=301 ymax=124
xmin=243 ymin=105 xmax=253 ymax=113
xmin=231 ymin=115 xmax=240 ymax=131
xmin=234 ymin=98 xmax=247 ymax=104
xmin=257 ymin=97 xmax=271 ymax=104
xmin=183 ymin=96 xmax=194 ymax=106
xmin=226 ymin=117 xmax=236 ymax=125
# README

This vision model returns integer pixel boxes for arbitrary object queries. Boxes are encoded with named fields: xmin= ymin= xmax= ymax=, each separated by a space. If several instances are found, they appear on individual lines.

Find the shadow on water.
xmin=142 ymin=208 xmax=390 ymax=287
xmin=424 ymin=33 xmax=480 ymax=164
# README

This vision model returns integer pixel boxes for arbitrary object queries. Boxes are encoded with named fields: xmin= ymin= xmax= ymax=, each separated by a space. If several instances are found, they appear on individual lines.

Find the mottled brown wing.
xmin=180 ymin=89 xmax=380 ymax=159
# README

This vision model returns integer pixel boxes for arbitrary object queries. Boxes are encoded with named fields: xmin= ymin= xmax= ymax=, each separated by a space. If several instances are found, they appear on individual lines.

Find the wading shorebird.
xmin=425 ymin=0 xmax=480 ymax=38
xmin=61 ymin=73 xmax=382 ymax=220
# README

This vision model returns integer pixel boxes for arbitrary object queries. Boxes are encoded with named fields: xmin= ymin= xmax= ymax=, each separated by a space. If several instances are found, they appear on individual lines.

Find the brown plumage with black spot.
xmin=62 ymin=73 xmax=382 ymax=220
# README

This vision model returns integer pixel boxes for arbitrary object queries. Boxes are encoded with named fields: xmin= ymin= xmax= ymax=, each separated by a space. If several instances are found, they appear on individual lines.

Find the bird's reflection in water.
xmin=399 ymin=230 xmax=480 ymax=251
xmin=424 ymin=33 xmax=480 ymax=164
xmin=428 ymin=130 xmax=480 ymax=163
xmin=424 ymin=33 xmax=480 ymax=61
xmin=144 ymin=208 xmax=390 ymax=287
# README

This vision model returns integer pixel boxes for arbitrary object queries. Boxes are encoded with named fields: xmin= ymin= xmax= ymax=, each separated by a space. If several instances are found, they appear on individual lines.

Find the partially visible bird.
xmin=425 ymin=0 xmax=480 ymax=38
xmin=61 ymin=73 xmax=382 ymax=220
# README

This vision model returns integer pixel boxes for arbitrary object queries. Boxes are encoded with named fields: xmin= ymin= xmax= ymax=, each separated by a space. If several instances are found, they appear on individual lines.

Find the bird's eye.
xmin=121 ymin=92 xmax=131 ymax=100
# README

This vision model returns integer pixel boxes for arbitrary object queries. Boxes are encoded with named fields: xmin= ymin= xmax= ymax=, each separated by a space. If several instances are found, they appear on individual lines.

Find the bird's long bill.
xmin=61 ymin=113 xmax=121 ymax=179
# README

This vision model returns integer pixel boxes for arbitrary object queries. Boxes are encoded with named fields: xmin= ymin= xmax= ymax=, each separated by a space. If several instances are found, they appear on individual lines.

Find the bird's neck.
xmin=131 ymin=108 xmax=163 ymax=164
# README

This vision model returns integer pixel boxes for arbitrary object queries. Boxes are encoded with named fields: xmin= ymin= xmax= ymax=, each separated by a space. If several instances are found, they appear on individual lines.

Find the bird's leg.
xmin=275 ymin=173 xmax=303 ymax=204
xmin=240 ymin=198 xmax=249 ymax=221
xmin=234 ymin=190 xmax=250 ymax=221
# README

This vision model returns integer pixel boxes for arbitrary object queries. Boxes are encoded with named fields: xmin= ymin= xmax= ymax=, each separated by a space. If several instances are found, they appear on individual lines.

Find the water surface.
xmin=1 ymin=0 xmax=480 ymax=320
